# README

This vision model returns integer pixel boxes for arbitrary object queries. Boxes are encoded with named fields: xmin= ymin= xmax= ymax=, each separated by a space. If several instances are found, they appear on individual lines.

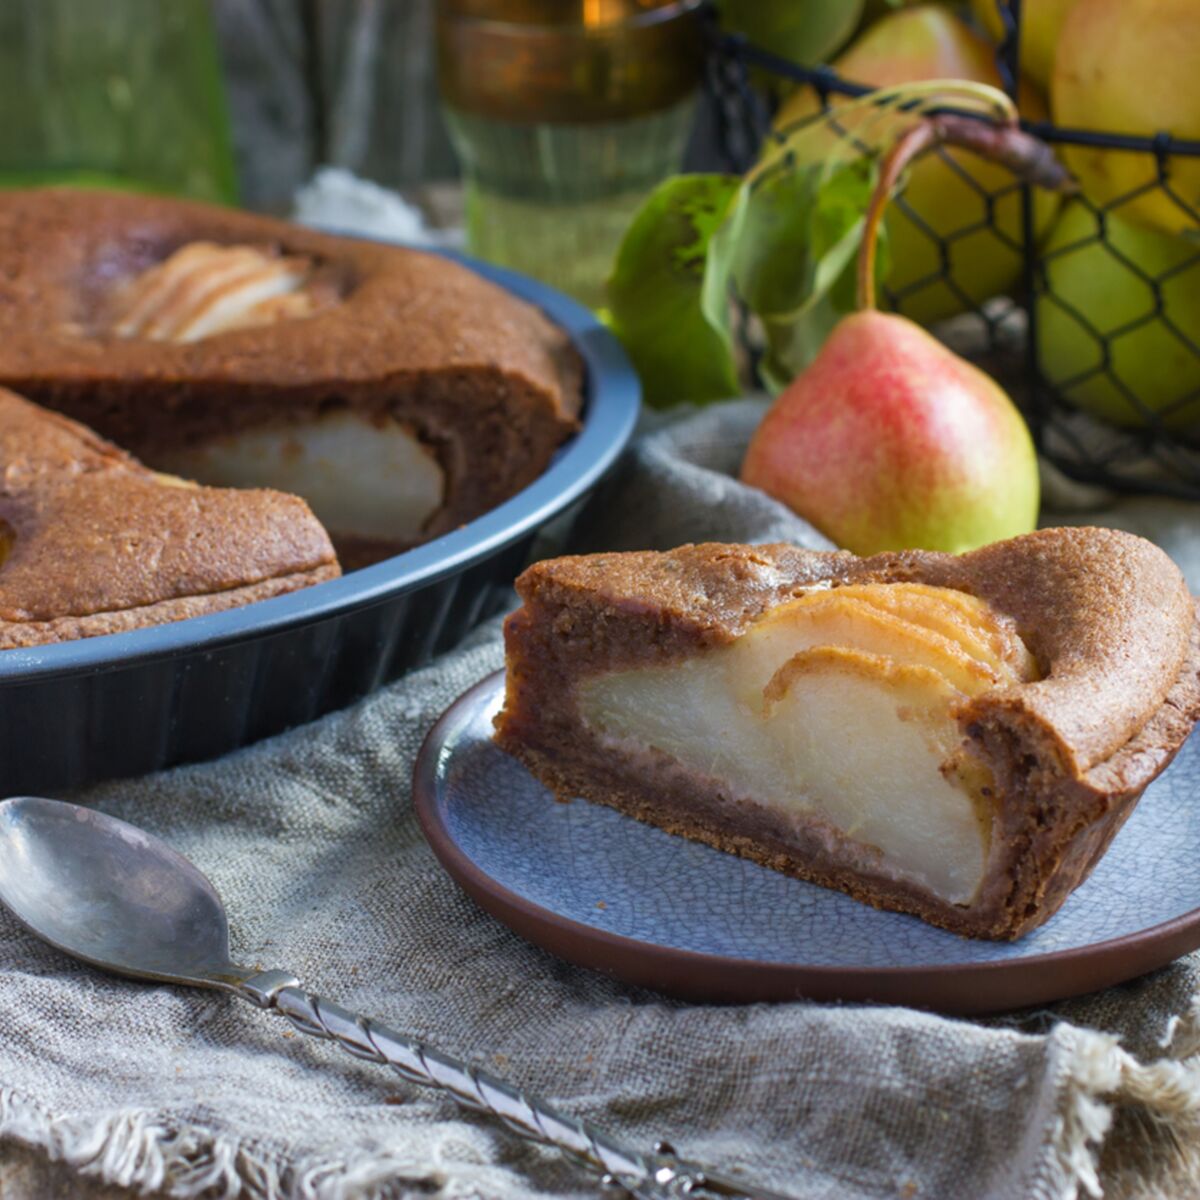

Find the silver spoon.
xmin=0 ymin=796 xmax=788 ymax=1200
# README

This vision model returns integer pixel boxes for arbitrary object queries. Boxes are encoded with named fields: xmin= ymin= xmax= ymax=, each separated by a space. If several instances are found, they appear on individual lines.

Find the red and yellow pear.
xmin=742 ymin=111 xmax=1060 ymax=556
xmin=741 ymin=310 xmax=1039 ymax=555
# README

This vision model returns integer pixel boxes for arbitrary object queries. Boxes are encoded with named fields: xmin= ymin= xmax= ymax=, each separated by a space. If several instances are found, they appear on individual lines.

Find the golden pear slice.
xmin=831 ymin=582 xmax=1037 ymax=682
xmin=731 ymin=588 xmax=1010 ymax=711
xmin=762 ymin=646 xmax=987 ymax=901
xmin=152 ymin=411 xmax=445 ymax=543
xmin=109 ymin=241 xmax=328 ymax=343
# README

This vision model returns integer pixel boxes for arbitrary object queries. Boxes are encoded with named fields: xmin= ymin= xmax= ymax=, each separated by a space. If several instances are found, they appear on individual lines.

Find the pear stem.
xmin=855 ymin=112 xmax=1074 ymax=312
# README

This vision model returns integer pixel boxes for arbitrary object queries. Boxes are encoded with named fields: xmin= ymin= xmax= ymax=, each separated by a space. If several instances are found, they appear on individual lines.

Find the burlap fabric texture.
xmin=2 ymin=399 xmax=1199 ymax=1200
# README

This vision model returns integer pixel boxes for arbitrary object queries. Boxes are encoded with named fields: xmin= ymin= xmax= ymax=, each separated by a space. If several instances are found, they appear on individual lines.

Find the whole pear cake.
xmin=494 ymin=529 xmax=1200 ymax=939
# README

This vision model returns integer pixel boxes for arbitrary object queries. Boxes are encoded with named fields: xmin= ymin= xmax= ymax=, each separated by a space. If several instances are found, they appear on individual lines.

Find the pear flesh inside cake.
xmin=150 ymin=414 xmax=445 ymax=544
xmin=578 ymin=584 xmax=1038 ymax=906
xmin=106 ymin=241 xmax=445 ymax=545
xmin=108 ymin=241 xmax=331 ymax=343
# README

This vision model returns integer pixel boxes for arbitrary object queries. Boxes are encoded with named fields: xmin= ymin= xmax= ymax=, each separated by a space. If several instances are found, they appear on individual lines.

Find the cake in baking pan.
xmin=0 ymin=387 xmax=338 ymax=648
xmin=0 ymin=189 xmax=583 ymax=567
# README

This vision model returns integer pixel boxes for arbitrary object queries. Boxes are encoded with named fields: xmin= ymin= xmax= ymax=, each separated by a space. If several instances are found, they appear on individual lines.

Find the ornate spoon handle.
xmin=234 ymin=970 xmax=779 ymax=1200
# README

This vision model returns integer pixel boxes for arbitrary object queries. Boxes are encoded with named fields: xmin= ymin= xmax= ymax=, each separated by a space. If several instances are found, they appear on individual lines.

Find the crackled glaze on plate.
xmin=414 ymin=672 xmax=1200 ymax=1012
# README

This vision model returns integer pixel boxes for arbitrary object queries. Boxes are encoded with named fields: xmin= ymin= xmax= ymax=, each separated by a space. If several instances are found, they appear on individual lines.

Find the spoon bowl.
xmin=0 ymin=796 xmax=236 ymax=986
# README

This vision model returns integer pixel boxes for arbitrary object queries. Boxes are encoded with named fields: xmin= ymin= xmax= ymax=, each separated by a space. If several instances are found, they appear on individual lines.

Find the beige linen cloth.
xmin=2 ymin=399 xmax=1200 ymax=1200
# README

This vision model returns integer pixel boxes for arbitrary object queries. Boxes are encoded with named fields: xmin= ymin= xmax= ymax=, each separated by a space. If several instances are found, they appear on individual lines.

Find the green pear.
xmin=1036 ymin=202 xmax=1200 ymax=430
xmin=773 ymin=6 xmax=1059 ymax=327
xmin=1052 ymin=0 xmax=1200 ymax=236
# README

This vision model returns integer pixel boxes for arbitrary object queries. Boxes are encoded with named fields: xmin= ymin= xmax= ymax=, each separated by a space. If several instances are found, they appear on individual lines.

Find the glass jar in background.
xmin=0 ymin=0 xmax=237 ymax=203
xmin=437 ymin=0 xmax=703 ymax=309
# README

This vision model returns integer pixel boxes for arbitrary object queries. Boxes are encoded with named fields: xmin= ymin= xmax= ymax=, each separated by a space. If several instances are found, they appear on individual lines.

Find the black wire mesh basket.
xmin=703 ymin=1 xmax=1200 ymax=499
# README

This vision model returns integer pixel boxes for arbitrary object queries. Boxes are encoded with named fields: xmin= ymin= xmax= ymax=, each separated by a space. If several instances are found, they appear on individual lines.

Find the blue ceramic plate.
xmin=415 ymin=671 xmax=1200 ymax=1013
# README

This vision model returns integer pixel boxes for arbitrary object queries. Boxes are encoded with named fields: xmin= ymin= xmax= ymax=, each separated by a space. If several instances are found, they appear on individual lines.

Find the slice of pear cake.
xmin=494 ymin=531 xmax=1200 ymax=939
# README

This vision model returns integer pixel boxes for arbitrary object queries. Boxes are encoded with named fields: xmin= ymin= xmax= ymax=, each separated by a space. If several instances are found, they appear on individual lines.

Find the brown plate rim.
xmin=413 ymin=670 xmax=1200 ymax=1014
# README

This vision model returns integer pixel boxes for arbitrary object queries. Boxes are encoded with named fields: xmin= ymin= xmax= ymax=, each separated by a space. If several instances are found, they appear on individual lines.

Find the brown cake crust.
xmin=494 ymin=531 xmax=1200 ymax=939
xmin=0 ymin=189 xmax=583 ymax=547
xmin=0 ymin=387 xmax=339 ymax=649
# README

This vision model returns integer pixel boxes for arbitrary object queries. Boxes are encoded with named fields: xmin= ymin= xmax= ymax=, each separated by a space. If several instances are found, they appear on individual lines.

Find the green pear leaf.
xmin=734 ymin=154 xmax=888 ymax=392
xmin=606 ymin=95 xmax=902 ymax=408
xmin=606 ymin=173 xmax=742 ymax=409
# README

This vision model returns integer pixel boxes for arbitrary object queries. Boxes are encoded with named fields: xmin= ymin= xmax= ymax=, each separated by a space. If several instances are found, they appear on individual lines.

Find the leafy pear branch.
xmin=606 ymin=80 xmax=1070 ymax=408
